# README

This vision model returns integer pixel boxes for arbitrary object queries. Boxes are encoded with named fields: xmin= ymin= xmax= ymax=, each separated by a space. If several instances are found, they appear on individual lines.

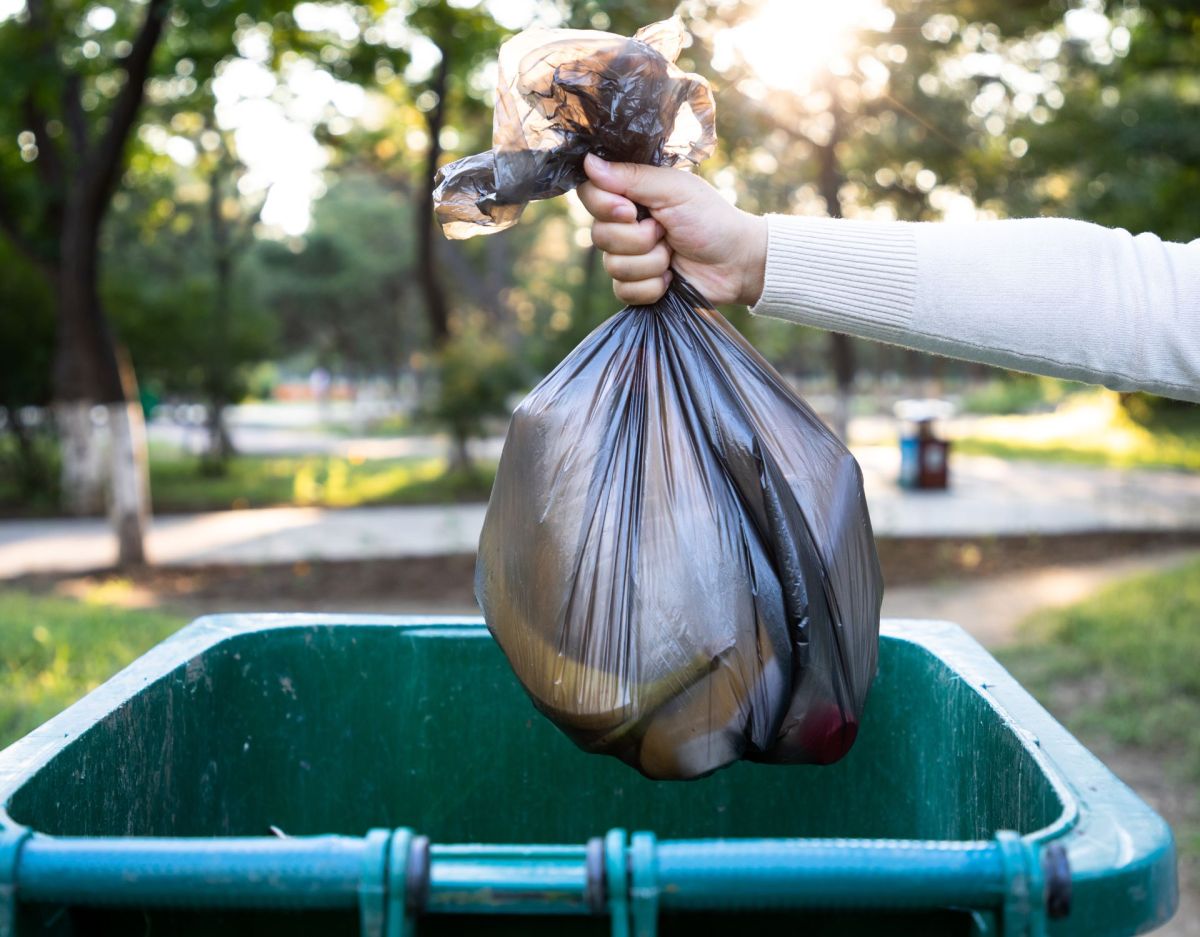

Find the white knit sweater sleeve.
xmin=749 ymin=214 xmax=1200 ymax=403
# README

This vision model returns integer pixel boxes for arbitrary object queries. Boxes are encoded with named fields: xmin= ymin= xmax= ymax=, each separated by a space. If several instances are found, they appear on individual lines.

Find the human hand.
xmin=578 ymin=153 xmax=767 ymax=307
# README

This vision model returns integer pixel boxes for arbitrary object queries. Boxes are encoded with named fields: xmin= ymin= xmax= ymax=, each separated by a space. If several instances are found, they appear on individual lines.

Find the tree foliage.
xmin=1012 ymin=0 xmax=1200 ymax=241
xmin=101 ymin=164 xmax=276 ymax=405
xmin=253 ymin=173 xmax=416 ymax=378
xmin=1 ymin=0 xmax=1196 ymax=486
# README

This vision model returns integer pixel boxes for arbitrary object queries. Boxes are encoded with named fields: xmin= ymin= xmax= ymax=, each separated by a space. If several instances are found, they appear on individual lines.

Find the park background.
xmin=1 ymin=0 xmax=1198 ymax=930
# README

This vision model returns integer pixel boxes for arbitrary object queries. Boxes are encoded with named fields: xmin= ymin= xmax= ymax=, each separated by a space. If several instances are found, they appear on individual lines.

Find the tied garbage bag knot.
xmin=434 ymin=17 xmax=882 ymax=780
xmin=433 ymin=16 xmax=715 ymax=239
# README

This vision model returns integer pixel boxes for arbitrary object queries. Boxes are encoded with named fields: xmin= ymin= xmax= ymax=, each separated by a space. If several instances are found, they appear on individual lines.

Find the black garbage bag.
xmin=434 ymin=17 xmax=882 ymax=780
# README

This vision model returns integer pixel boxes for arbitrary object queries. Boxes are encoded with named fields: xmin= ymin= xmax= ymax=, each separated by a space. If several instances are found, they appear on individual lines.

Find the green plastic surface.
xmin=0 ymin=616 xmax=1177 ymax=935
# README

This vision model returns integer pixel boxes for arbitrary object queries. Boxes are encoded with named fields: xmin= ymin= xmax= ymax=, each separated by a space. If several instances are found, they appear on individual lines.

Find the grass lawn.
xmin=149 ymin=454 xmax=496 ymax=513
xmin=0 ymin=589 xmax=185 ymax=749
xmin=954 ymin=391 xmax=1200 ymax=472
xmin=0 ymin=436 xmax=496 ymax=516
xmin=954 ymin=434 xmax=1200 ymax=472
xmin=999 ymin=556 xmax=1200 ymax=874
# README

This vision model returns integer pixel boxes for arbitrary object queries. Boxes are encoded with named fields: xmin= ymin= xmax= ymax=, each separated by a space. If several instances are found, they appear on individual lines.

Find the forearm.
xmin=749 ymin=214 xmax=1200 ymax=403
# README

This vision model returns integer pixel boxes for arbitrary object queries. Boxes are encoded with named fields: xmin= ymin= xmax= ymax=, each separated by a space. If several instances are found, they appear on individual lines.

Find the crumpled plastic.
xmin=434 ymin=17 xmax=882 ymax=780
xmin=433 ymin=17 xmax=715 ymax=238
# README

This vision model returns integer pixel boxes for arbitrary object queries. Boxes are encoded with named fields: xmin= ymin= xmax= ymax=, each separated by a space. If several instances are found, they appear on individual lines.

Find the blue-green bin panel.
xmin=0 ymin=616 xmax=1176 ymax=936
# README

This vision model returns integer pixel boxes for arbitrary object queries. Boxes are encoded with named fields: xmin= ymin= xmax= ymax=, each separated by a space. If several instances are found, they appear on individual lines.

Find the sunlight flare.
xmin=714 ymin=0 xmax=894 ymax=92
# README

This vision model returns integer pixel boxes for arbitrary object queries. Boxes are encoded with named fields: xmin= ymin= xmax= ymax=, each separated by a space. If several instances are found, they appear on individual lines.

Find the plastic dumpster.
xmin=0 ymin=615 xmax=1176 ymax=937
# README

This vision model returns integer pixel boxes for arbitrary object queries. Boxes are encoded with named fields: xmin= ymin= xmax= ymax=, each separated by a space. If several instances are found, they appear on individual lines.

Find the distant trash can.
xmin=0 ymin=616 xmax=1177 ymax=936
xmin=896 ymin=398 xmax=955 ymax=490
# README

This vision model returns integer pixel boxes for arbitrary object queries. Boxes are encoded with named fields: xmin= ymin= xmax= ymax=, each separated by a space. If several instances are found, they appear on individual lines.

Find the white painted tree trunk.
xmin=109 ymin=400 xmax=149 ymax=566
xmin=56 ymin=401 xmax=107 ymax=515
xmin=55 ymin=400 xmax=149 ymax=565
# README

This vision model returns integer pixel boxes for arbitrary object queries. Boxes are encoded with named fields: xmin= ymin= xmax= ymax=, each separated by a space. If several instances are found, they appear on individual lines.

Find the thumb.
xmin=583 ymin=154 xmax=690 ymax=210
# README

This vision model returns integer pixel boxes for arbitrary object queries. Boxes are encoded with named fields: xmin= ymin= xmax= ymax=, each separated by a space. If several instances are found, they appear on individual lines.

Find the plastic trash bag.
xmin=434 ymin=17 xmax=882 ymax=780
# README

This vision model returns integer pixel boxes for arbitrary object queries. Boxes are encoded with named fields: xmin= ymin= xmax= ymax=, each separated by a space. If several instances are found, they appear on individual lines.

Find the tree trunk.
xmin=19 ymin=0 xmax=166 ymax=561
xmin=204 ymin=153 xmax=236 ymax=472
xmin=904 ymin=348 xmax=923 ymax=385
xmin=450 ymin=427 xmax=473 ymax=476
xmin=53 ymin=211 xmax=124 ymax=514
xmin=417 ymin=55 xmax=451 ymax=346
xmin=816 ymin=80 xmax=855 ymax=442
xmin=203 ymin=404 xmax=234 ymax=471
xmin=109 ymin=402 xmax=148 ymax=566
xmin=829 ymin=334 xmax=856 ymax=443
xmin=111 ymin=345 xmax=148 ymax=565
xmin=53 ymin=214 xmax=149 ymax=565
xmin=55 ymin=401 xmax=107 ymax=515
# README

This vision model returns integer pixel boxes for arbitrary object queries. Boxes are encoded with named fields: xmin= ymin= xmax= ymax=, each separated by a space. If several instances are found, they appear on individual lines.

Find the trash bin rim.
xmin=0 ymin=613 xmax=1104 ymax=848
xmin=0 ymin=613 xmax=1176 ymax=935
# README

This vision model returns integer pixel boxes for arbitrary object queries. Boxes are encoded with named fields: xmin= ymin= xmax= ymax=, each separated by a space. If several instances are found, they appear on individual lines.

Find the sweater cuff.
xmin=750 ymin=215 xmax=919 ymax=341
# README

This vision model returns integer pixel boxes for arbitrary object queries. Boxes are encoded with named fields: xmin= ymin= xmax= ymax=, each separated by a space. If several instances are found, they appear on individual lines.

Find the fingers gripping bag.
xmin=434 ymin=17 xmax=883 ymax=780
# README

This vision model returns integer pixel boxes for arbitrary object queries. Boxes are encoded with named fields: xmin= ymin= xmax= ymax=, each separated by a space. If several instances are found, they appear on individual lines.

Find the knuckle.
xmin=600 ymin=197 xmax=624 ymax=221
xmin=578 ymin=192 xmax=601 ymax=217
xmin=617 ymin=255 xmax=643 ymax=278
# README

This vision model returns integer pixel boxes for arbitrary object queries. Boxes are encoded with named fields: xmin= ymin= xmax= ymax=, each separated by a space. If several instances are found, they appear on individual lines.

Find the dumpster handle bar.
xmin=4 ymin=827 xmax=1069 ymax=937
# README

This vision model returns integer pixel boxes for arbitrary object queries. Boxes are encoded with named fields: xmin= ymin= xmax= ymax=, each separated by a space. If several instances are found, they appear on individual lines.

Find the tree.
xmin=253 ymin=174 xmax=418 ymax=381
xmin=404 ymin=2 xmax=507 ymax=348
xmin=426 ymin=327 xmax=525 ymax=474
xmin=100 ymin=125 xmax=274 ymax=471
xmin=0 ymin=0 xmax=175 ymax=562
xmin=0 ymin=0 xmax=369 ymax=554
xmin=191 ymin=112 xmax=268 ymax=469
xmin=676 ymin=0 xmax=1076 ymax=425
xmin=1010 ymin=0 xmax=1199 ymax=240
xmin=1009 ymin=0 xmax=1199 ymax=417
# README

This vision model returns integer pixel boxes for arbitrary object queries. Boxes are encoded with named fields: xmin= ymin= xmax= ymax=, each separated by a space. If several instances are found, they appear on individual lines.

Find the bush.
xmin=0 ymin=423 xmax=61 ymax=515
xmin=426 ymin=330 xmax=526 ymax=472
xmin=1119 ymin=392 xmax=1200 ymax=433
xmin=961 ymin=374 xmax=1083 ymax=415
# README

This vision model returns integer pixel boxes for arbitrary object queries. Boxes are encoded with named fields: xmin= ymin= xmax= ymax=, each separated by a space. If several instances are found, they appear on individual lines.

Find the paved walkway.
xmin=856 ymin=446 xmax=1200 ymax=537
xmin=2 ymin=448 xmax=1199 ymax=577
xmin=882 ymin=548 xmax=1200 ymax=648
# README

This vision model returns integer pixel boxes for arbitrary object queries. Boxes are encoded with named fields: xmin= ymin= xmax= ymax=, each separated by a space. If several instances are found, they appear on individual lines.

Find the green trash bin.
xmin=0 ymin=616 xmax=1176 ymax=936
